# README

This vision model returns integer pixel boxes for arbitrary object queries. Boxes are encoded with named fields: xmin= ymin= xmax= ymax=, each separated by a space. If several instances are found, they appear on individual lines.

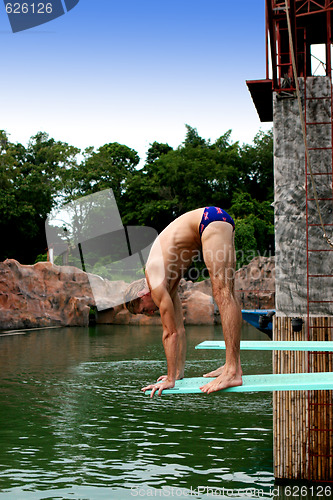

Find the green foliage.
xmin=0 ymin=126 xmax=274 ymax=267
xmin=239 ymin=129 xmax=274 ymax=201
xmin=123 ymin=126 xmax=243 ymax=232
xmin=0 ymin=130 xmax=80 ymax=262
xmin=230 ymin=192 xmax=274 ymax=267
xmin=234 ymin=218 xmax=257 ymax=268
xmin=34 ymin=253 xmax=48 ymax=263
xmin=61 ymin=142 xmax=140 ymax=206
xmin=183 ymin=124 xmax=208 ymax=147
xmin=145 ymin=141 xmax=173 ymax=165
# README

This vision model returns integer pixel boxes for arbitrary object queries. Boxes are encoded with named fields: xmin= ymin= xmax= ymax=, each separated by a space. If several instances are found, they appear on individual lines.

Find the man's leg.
xmin=200 ymin=221 xmax=242 ymax=393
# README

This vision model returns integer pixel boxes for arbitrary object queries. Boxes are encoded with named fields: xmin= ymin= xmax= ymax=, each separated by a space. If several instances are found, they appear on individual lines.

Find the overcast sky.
xmin=0 ymin=0 xmax=272 ymax=164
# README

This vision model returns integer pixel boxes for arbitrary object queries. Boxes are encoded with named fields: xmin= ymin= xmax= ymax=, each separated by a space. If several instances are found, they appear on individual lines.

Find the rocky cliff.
xmin=0 ymin=256 xmax=275 ymax=331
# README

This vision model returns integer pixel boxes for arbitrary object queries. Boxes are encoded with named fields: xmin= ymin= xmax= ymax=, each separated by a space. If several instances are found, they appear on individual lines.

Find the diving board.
xmin=146 ymin=372 xmax=333 ymax=395
xmin=195 ymin=340 xmax=333 ymax=351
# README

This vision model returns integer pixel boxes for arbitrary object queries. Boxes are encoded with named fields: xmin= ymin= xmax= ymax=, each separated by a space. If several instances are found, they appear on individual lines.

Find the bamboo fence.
xmin=273 ymin=316 xmax=333 ymax=481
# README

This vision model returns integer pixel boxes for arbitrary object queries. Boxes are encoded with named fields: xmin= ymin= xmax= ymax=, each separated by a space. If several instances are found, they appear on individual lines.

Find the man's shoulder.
xmin=146 ymin=258 xmax=166 ymax=289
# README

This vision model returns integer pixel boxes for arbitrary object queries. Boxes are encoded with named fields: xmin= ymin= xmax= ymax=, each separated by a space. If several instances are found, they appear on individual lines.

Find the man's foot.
xmin=203 ymin=364 xmax=243 ymax=378
xmin=203 ymin=365 xmax=224 ymax=377
xmin=200 ymin=367 xmax=243 ymax=394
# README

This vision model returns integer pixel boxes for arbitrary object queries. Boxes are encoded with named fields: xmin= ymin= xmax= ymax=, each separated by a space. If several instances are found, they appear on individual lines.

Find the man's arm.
xmin=172 ymin=291 xmax=186 ymax=379
xmin=142 ymin=286 xmax=186 ymax=397
xmin=159 ymin=290 xmax=186 ymax=381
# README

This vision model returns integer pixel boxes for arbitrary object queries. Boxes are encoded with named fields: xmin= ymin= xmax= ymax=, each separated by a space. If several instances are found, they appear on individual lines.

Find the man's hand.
xmin=141 ymin=378 xmax=175 ymax=398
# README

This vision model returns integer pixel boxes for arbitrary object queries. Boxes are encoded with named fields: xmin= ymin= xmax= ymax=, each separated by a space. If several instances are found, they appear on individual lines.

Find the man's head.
xmin=124 ymin=278 xmax=158 ymax=316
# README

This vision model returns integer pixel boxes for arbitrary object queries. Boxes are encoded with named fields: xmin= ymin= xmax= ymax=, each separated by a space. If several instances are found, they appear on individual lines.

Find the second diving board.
xmin=195 ymin=340 xmax=333 ymax=351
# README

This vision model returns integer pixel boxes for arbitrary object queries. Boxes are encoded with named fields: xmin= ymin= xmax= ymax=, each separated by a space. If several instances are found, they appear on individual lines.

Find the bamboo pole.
xmin=327 ymin=318 xmax=333 ymax=480
xmin=273 ymin=315 xmax=279 ymax=478
xmin=312 ymin=318 xmax=321 ymax=480
xmin=320 ymin=319 xmax=325 ymax=482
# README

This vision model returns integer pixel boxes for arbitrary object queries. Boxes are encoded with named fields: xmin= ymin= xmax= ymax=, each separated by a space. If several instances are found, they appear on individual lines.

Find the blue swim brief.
xmin=199 ymin=206 xmax=235 ymax=239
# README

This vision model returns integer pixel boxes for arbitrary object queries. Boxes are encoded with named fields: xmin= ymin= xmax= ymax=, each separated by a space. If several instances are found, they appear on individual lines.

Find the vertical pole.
xmin=266 ymin=1 xmax=269 ymax=80
xmin=266 ymin=0 xmax=278 ymax=88
xmin=326 ymin=8 xmax=332 ymax=76
xmin=289 ymin=0 xmax=297 ymax=77
xmin=78 ymin=242 xmax=86 ymax=272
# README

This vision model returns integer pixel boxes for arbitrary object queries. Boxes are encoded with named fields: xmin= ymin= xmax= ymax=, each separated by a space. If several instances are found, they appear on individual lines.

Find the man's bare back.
xmin=145 ymin=208 xmax=203 ymax=297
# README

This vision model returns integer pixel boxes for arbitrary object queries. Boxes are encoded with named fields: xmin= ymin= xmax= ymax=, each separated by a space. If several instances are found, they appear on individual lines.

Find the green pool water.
xmin=0 ymin=323 xmax=276 ymax=499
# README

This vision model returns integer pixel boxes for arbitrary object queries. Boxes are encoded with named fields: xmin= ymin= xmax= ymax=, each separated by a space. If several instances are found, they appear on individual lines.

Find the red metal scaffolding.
xmin=247 ymin=0 xmax=333 ymax=120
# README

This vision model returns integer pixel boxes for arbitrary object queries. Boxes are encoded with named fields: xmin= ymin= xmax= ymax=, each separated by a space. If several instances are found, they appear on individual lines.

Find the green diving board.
xmin=145 ymin=372 xmax=333 ymax=395
xmin=195 ymin=340 xmax=333 ymax=351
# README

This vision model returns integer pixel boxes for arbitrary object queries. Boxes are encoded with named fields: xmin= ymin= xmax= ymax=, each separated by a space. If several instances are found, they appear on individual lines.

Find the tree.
xmin=0 ymin=131 xmax=80 ymax=263
xmin=63 ymin=142 xmax=140 ymax=206
xmin=230 ymin=191 xmax=274 ymax=266
xmin=0 ymin=131 xmax=43 ymax=261
xmin=234 ymin=218 xmax=258 ymax=268
xmin=239 ymin=129 xmax=274 ymax=201
xmin=25 ymin=131 xmax=80 ymax=205
xmin=183 ymin=124 xmax=208 ymax=148
xmin=145 ymin=141 xmax=173 ymax=165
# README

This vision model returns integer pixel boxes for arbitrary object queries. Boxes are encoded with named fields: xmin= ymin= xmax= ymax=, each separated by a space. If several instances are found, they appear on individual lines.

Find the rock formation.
xmin=0 ymin=260 xmax=91 ymax=330
xmin=0 ymin=256 xmax=275 ymax=331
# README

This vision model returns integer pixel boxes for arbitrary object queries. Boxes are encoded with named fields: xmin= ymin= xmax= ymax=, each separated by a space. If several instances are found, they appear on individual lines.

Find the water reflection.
xmin=0 ymin=324 xmax=275 ymax=498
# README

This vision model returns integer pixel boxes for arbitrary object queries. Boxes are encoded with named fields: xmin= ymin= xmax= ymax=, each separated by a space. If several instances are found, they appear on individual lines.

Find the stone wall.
xmin=273 ymin=76 xmax=333 ymax=316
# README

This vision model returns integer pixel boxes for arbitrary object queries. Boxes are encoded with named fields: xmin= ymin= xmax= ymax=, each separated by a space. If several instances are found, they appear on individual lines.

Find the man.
xmin=124 ymin=207 xmax=242 ymax=397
